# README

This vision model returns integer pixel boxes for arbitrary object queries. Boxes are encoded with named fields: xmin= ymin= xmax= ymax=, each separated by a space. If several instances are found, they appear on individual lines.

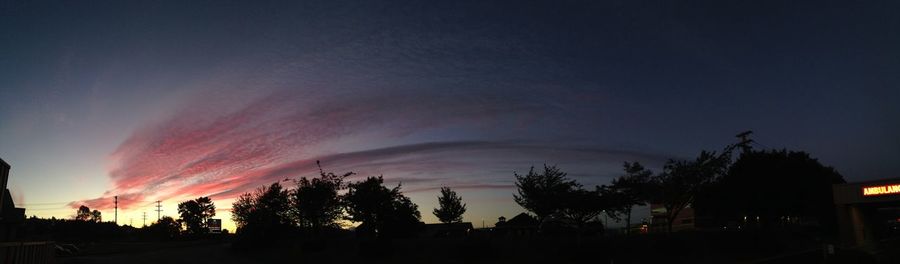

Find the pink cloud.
xmin=70 ymin=90 xmax=667 ymax=211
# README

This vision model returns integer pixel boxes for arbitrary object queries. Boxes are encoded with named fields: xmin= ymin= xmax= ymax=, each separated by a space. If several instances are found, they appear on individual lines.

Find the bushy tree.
xmin=75 ymin=205 xmax=91 ymax=221
xmin=148 ymin=216 xmax=181 ymax=239
xmin=231 ymin=192 xmax=254 ymax=229
xmin=649 ymin=151 xmax=730 ymax=232
xmin=605 ymin=162 xmax=653 ymax=233
xmin=696 ymin=150 xmax=845 ymax=230
xmin=433 ymin=187 xmax=466 ymax=223
xmin=513 ymin=165 xmax=579 ymax=223
xmin=292 ymin=161 xmax=353 ymax=232
xmin=231 ymin=182 xmax=293 ymax=241
xmin=559 ymin=187 xmax=607 ymax=229
xmin=254 ymin=182 xmax=292 ymax=226
xmin=178 ymin=197 xmax=216 ymax=235
xmin=344 ymin=176 xmax=421 ymax=237
xmin=90 ymin=210 xmax=102 ymax=222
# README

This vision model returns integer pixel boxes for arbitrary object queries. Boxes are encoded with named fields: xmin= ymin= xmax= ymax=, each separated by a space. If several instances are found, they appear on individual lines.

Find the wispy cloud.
xmin=73 ymin=138 xmax=667 ymax=210
xmin=64 ymin=70 xmax=672 ymax=215
xmin=70 ymin=87 xmax=668 ymax=210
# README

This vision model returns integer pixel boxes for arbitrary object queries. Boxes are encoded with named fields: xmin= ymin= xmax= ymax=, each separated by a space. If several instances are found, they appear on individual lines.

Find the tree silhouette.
xmin=559 ymin=187 xmax=606 ymax=230
xmin=292 ymin=161 xmax=353 ymax=232
xmin=231 ymin=182 xmax=293 ymax=241
xmin=90 ymin=210 xmax=102 ymax=222
xmin=75 ymin=205 xmax=91 ymax=221
xmin=695 ymin=149 xmax=845 ymax=230
xmin=254 ymin=182 xmax=292 ymax=226
xmin=649 ymin=151 xmax=730 ymax=232
xmin=513 ymin=165 xmax=579 ymax=223
xmin=605 ymin=162 xmax=653 ymax=233
xmin=178 ymin=197 xmax=216 ymax=235
xmin=344 ymin=176 xmax=421 ymax=237
xmin=148 ymin=216 xmax=181 ymax=239
xmin=433 ymin=186 xmax=466 ymax=223
xmin=231 ymin=192 xmax=254 ymax=229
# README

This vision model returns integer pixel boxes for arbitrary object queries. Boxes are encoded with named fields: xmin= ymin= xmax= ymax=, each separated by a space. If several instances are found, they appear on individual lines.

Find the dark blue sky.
xmin=1 ymin=0 xmax=898 ymax=227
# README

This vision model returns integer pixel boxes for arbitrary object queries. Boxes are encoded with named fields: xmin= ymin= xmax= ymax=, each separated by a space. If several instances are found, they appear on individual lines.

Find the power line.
xmin=17 ymin=205 xmax=67 ymax=208
xmin=16 ymin=202 xmax=70 ymax=206
xmin=21 ymin=208 xmax=70 ymax=211
xmin=751 ymin=140 xmax=771 ymax=150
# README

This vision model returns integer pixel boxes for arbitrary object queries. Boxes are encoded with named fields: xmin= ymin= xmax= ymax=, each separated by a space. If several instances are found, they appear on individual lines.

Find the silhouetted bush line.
xmin=29 ymin=144 xmax=849 ymax=262
xmin=509 ymin=146 xmax=845 ymax=237
xmin=230 ymin=162 xmax=424 ymax=247
xmin=32 ymin=197 xmax=223 ymax=244
xmin=18 ymin=216 xmax=222 ymax=243
xmin=225 ymin=145 xmax=846 ymax=249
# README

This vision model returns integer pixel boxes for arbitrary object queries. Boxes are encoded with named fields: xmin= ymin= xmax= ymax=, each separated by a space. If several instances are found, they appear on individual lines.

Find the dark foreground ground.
xmin=56 ymin=232 xmax=900 ymax=264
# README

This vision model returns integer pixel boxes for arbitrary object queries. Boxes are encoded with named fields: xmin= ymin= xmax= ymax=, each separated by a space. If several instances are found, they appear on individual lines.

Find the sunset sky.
xmin=1 ymin=1 xmax=898 ymax=231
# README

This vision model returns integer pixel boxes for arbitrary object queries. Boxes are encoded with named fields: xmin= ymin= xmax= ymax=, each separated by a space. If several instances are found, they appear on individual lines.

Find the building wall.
xmin=833 ymin=178 xmax=900 ymax=247
xmin=649 ymin=204 xmax=695 ymax=232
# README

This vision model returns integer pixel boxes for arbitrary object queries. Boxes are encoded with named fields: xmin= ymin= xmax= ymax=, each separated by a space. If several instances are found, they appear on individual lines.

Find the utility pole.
xmin=114 ymin=196 xmax=118 ymax=225
xmin=142 ymin=212 xmax=146 ymax=227
xmin=156 ymin=201 xmax=162 ymax=221
xmin=735 ymin=130 xmax=754 ymax=153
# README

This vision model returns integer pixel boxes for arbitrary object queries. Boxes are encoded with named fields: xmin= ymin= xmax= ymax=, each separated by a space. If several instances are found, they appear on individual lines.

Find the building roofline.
xmin=833 ymin=177 xmax=900 ymax=205
xmin=833 ymin=177 xmax=900 ymax=188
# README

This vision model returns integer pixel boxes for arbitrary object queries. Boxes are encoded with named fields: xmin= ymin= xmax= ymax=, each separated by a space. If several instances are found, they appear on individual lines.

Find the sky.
xmin=1 ymin=0 xmax=899 ymax=231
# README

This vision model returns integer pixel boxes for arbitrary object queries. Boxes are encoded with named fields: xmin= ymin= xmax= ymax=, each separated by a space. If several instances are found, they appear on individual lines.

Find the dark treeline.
xmin=224 ymin=143 xmax=845 ymax=240
xmin=230 ymin=162 xmax=425 ymax=247
xmin=215 ymin=141 xmax=850 ymax=262
xmin=20 ymin=140 xmax=853 ymax=263
xmin=20 ymin=215 xmax=183 ymax=243
xmin=20 ymin=195 xmax=219 ymax=245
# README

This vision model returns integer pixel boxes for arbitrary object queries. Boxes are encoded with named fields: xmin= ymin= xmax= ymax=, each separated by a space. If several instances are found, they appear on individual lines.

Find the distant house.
xmin=0 ymin=158 xmax=26 ymax=241
xmin=649 ymin=203 xmax=695 ymax=233
xmin=420 ymin=222 xmax=474 ymax=237
xmin=493 ymin=213 xmax=538 ymax=236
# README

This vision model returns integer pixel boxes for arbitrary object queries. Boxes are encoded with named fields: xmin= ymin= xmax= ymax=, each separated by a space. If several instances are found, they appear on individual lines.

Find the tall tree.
xmin=559 ymin=187 xmax=607 ymax=230
xmin=231 ymin=182 xmax=292 ymax=241
xmin=695 ymin=149 xmax=845 ymax=230
xmin=254 ymin=182 xmax=291 ymax=226
xmin=292 ymin=161 xmax=353 ymax=231
xmin=606 ymin=162 xmax=653 ymax=233
xmin=90 ymin=210 xmax=102 ymax=222
xmin=231 ymin=192 xmax=254 ymax=229
xmin=649 ymin=150 xmax=730 ymax=232
xmin=344 ymin=176 xmax=421 ymax=237
xmin=75 ymin=205 xmax=91 ymax=221
xmin=178 ymin=197 xmax=216 ymax=235
xmin=433 ymin=187 xmax=466 ymax=223
xmin=513 ymin=165 xmax=579 ymax=223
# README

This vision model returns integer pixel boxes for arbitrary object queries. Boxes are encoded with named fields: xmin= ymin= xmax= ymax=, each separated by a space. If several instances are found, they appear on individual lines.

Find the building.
xmin=0 ymin=158 xmax=25 ymax=241
xmin=493 ymin=213 xmax=538 ymax=236
xmin=649 ymin=203 xmax=696 ymax=233
xmin=0 ymin=158 xmax=56 ymax=264
xmin=833 ymin=178 xmax=900 ymax=247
